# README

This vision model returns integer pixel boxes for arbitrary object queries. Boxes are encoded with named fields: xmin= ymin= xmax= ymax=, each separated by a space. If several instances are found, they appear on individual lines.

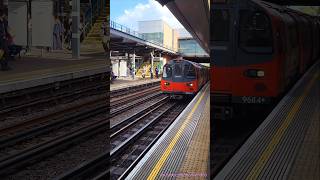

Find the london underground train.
xmin=161 ymin=59 xmax=209 ymax=97
xmin=211 ymin=0 xmax=320 ymax=120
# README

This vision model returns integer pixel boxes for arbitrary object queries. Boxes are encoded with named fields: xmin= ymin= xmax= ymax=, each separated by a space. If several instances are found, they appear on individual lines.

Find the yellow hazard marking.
xmin=147 ymin=85 xmax=209 ymax=180
xmin=246 ymin=71 xmax=319 ymax=180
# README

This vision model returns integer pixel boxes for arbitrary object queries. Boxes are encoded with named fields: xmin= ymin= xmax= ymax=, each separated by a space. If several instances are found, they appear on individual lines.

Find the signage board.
xmin=31 ymin=0 xmax=54 ymax=47
xmin=8 ymin=1 xmax=28 ymax=46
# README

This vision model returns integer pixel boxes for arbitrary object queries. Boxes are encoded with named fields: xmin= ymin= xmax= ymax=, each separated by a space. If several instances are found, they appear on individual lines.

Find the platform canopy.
xmin=110 ymin=28 xmax=178 ymax=56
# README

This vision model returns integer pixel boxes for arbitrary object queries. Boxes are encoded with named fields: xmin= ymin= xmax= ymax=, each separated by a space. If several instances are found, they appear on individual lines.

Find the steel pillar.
xmin=150 ymin=51 xmax=154 ymax=79
xmin=71 ymin=0 xmax=80 ymax=59
xmin=132 ymin=50 xmax=136 ymax=79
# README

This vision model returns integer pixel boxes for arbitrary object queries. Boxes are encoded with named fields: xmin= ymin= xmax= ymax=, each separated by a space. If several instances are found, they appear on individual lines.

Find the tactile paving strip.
xmin=177 ymin=98 xmax=210 ymax=180
xmin=288 ymin=106 xmax=319 ymax=180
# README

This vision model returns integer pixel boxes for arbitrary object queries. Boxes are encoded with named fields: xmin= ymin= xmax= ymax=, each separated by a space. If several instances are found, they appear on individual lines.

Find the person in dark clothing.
xmin=111 ymin=70 xmax=116 ymax=82
xmin=0 ymin=9 xmax=10 ymax=71
xmin=155 ymin=67 xmax=159 ymax=78
xmin=65 ymin=21 xmax=72 ymax=50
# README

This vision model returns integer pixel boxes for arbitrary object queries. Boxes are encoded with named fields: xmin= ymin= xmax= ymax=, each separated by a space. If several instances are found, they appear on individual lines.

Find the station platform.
xmin=0 ymin=50 xmax=106 ymax=94
xmin=126 ymin=83 xmax=210 ymax=179
xmin=110 ymin=77 xmax=161 ymax=92
xmin=215 ymin=61 xmax=319 ymax=180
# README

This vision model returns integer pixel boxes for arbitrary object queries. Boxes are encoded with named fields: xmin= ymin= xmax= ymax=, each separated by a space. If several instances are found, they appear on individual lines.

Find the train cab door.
xmin=162 ymin=64 xmax=173 ymax=92
xmin=211 ymin=1 xmax=234 ymax=94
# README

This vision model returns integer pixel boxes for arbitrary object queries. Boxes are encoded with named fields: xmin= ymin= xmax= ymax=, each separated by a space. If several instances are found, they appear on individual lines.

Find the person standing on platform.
xmin=0 ymin=9 xmax=10 ymax=71
xmin=155 ymin=67 xmax=159 ymax=79
xmin=130 ymin=67 xmax=135 ymax=80
xmin=150 ymin=67 xmax=153 ymax=79
xmin=142 ymin=66 xmax=146 ymax=79
xmin=53 ymin=16 xmax=63 ymax=50
xmin=127 ymin=67 xmax=130 ymax=79
xmin=65 ymin=21 xmax=72 ymax=50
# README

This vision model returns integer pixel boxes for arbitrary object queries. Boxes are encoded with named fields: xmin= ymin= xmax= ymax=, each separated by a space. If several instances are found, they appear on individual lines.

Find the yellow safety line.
xmin=246 ymin=71 xmax=319 ymax=180
xmin=147 ymin=85 xmax=209 ymax=180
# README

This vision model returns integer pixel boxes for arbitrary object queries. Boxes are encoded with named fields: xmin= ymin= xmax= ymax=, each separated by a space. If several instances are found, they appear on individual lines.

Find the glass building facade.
xmin=141 ymin=32 xmax=164 ymax=45
xmin=178 ymin=38 xmax=207 ymax=56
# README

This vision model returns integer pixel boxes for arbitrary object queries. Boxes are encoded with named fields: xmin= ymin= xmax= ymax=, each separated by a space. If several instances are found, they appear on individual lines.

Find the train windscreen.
xmin=184 ymin=64 xmax=196 ymax=79
xmin=163 ymin=61 xmax=197 ymax=81
xmin=173 ymin=63 xmax=183 ymax=78
xmin=239 ymin=10 xmax=273 ymax=54
xmin=211 ymin=10 xmax=229 ymax=41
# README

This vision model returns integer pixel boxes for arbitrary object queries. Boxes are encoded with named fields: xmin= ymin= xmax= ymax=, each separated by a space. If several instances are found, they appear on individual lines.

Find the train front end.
xmin=161 ymin=60 xmax=199 ymax=97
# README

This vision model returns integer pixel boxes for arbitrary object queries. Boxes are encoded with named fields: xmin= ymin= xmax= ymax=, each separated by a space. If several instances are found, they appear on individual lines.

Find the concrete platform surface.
xmin=110 ymin=77 xmax=161 ymax=92
xmin=0 ymin=56 xmax=107 ymax=94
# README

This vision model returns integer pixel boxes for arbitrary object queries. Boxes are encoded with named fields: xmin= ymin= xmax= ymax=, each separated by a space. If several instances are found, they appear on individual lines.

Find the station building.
xmin=177 ymin=28 xmax=207 ymax=57
xmin=138 ymin=20 xmax=179 ymax=52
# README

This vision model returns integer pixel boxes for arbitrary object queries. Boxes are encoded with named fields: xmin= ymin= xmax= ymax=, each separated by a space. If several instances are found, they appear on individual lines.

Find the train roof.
xmin=167 ymin=59 xmax=209 ymax=69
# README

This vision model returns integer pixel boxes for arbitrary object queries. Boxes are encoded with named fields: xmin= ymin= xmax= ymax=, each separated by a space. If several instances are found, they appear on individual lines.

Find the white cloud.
xmin=116 ymin=0 xmax=183 ymax=30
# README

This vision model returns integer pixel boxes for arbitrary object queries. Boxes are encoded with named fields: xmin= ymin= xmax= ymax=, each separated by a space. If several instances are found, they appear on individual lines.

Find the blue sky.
xmin=111 ymin=0 xmax=148 ymax=20
xmin=110 ymin=0 xmax=183 ymax=30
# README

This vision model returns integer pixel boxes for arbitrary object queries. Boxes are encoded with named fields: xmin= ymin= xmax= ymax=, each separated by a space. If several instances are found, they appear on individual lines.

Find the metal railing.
xmin=81 ymin=1 xmax=106 ymax=41
xmin=110 ymin=20 xmax=176 ymax=52
xmin=82 ymin=4 xmax=92 ymax=38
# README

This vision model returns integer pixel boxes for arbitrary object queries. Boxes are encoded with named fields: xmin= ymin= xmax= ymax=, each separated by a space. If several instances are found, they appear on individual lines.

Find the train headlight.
xmin=186 ymin=83 xmax=193 ymax=87
xmin=164 ymin=82 xmax=170 ymax=86
xmin=245 ymin=69 xmax=265 ymax=78
xmin=257 ymin=70 xmax=265 ymax=77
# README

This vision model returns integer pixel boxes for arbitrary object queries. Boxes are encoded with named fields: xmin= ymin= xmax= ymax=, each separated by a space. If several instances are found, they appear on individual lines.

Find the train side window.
xmin=184 ymin=64 xmax=196 ymax=78
xmin=239 ymin=10 xmax=273 ymax=53
xmin=211 ymin=9 xmax=229 ymax=41
xmin=163 ymin=65 xmax=172 ymax=78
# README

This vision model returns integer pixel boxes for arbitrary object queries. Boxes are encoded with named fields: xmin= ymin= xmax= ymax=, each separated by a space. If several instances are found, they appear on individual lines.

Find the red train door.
xmin=162 ymin=64 xmax=173 ymax=92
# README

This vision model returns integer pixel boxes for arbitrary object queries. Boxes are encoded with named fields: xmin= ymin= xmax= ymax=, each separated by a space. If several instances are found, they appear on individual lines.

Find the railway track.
xmin=56 ymin=99 xmax=190 ymax=180
xmin=0 ymin=85 xmax=160 ymax=147
xmin=110 ymin=100 xmax=189 ymax=179
xmin=0 ymin=74 xmax=108 ymax=121
xmin=110 ymin=81 xmax=160 ymax=99
xmin=0 ymin=83 xmax=161 ymax=178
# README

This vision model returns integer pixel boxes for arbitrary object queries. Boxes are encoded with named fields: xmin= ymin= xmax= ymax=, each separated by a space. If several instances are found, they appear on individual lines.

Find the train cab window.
xmin=211 ymin=10 xmax=229 ymax=41
xmin=184 ymin=64 xmax=196 ymax=79
xmin=173 ymin=64 xmax=183 ymax=78
xmin=239 ymin=10 xmax=273 ymax=53
xmin=163 ymin=65 xmax=172 ymax=78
